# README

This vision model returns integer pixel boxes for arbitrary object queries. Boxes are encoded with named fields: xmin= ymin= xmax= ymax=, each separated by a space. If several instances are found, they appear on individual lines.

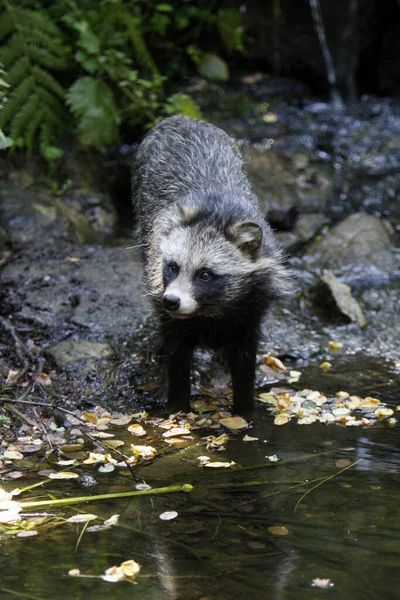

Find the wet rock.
xmin=306 ymin=213 xmax=393 ymax=269
xmin=294 ymin=213 xmax=330 ymax=244
xmin=312 ymin=271 xmax=367 ymax=327
xmin=48 ymin=340 xmax=113 ymax=368
xmin=244 ymin=147 xmax=334 ymax=213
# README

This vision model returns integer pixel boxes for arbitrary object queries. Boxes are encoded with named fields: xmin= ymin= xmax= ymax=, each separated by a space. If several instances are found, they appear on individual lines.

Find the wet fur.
xmin=132 ymin=116 xmax=291 ymax=414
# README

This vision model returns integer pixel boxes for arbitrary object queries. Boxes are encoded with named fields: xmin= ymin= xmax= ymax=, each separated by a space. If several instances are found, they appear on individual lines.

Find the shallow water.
xmin=1 ymin=356 xmax=399 ymax=600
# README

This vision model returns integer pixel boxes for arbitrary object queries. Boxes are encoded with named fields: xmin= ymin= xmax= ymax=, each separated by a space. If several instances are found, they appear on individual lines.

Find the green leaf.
xmin=196 ymin=53 xmax=229 ymax=81
xmin=79 ymin=30 xmax=101 ymax=55
xmin=0 ymin=130 xmax=13 ymax=150
xmin=66 ymin=77 xmax=119 ymax=148
xmin=164 ymin=93 xmax=202 ymax=119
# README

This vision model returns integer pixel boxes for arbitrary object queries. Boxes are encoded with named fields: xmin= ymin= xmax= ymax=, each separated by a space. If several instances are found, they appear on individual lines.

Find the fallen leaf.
xmin=36 ymin=372 xmax=52 ymax=386
xmin=266 ymin=356 xmax=286 ymax=372
xmin=328 ymin=341 xmax=343 ymax=350
xmin=48 ymin=472 xmax=79 ymax=479
xmin=127 ymin=424 xmax=146 ymax=436
xmin=311 ymin=578 xmax=334 ymax=588
xmin=243 ymin=435 xmax=259 ymax=442
xmin=374 ymin=407 xmax=393 ymax=420
xmin=131 ymin=445 xmax=156 ymax=460
xmin=268 ymin=526 xmax=289 ymax=536
xmin=219 ymin=416 xmax=248 ymax=430
xmin=17 ymin=530 xmax=38 ymax=537
xmin=204 ymin=461 xmax=236 ymax=468
xmin=66 ymin=514 xmax=98 ymax=523
xmin=110 ymin=415 xmax=132 ymax=426
xmin=162 ymin=427 xmax=191 ymax=438
xmin=266 ymin=454 xmax=279 ymax=462
xmin=159 ymin=511 xmax=178 ymax=521
xmin=335 ymin=459 xmax=352 ymax=468
xmin=320 ymin=361 xmax=332 ymax=372
xmin=359 ymin=396 xmax=381 ymax=409
xmin=274 ymin=414 xmax=290 ymax=425
xmin=4 ymin=450 xmax=24 ymax=460
xmin=104 ymin=514 xmax=120 ymax=526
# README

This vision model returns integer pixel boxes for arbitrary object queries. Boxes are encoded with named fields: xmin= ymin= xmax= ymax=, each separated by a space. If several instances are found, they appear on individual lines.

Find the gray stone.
xmin=243 ymin=147 xmax=334 ymax=213
xmin=306 ymin=213 xmax=393 ymax=269
xmin=313 ymin=271 xmax=367 ymax=327
xmin=48 ymin=340 xmax=113 ymax=367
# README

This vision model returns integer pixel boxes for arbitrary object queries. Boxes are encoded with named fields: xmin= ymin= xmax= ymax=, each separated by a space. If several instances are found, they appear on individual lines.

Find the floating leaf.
xmin=131 ymin=445 xmax=156 ymax=460
xmin=359 ymin=396 xmax=381 ymax=409
xmin=104 ymin=514 xmax=120 ymax=526
xmin=128 ymin=424 xmax=146 ymax=436
xmin=274 ymin=414 xmax=290 ymax=425
xmin=219 ymin=416 xmax=248 ymax=430
xmin=49 ymin=471 xmax=79 ymax=479
xmin=159 ymin=511 xmax=178 ymax=521
xmin=335 ymin=459 xmax=351 ymax=468
xmin=16 ymin=530 xmax=38 ymax=537
xmin=162 ymin=427 xmax=190 ymax=438
xmin=243 ymin=435 xmax=259 ymax=442
xmin=111 ymin=415 xmax=132 ymax=426
xmin=101 ymin=559 xmax=141 ymax=583
xmin=266 ymin=454 xmax=279 ymax=462
xmin=268 ymin=526 xmax=289 ymax=536
xmin=312 ymin=578 xmax=334 ymax=588
xmin=375 ymin=407 xmax=394 ymax=420
xmin=66 ymin=514 xmax=97 ymax=523
xmin=204 ymin=461 xmax=236 ymax=468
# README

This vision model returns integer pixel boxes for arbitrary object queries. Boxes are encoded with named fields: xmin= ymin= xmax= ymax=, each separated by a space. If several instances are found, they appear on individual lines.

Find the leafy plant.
xmin=0 ymin=1 xmax=69 ymax=160
xmin=0 ymin=0 xmax=244 ymax=160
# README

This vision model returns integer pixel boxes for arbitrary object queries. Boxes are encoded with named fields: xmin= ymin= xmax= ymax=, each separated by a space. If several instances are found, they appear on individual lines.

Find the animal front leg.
xmin=226 ymin=339 xmax=257 ymax=415
xmin=166 ymin=345 xmax=192 ymax=413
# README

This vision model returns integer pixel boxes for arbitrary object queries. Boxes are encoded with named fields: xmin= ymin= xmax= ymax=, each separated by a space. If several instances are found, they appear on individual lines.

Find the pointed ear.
xmin=226 ymin=221 xmax=263 ymax=258
xmin=176 ymin=204 xmax=199 ymax=225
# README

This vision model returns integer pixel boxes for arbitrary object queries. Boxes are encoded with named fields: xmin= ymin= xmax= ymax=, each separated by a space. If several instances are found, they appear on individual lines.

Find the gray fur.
xmin=133 ymin=115 xmax=290 ymax=309
xmin=132 ymin=116 xmax=291 ymax=414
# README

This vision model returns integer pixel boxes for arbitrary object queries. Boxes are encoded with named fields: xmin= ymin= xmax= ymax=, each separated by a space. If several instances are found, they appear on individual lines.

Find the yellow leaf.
xmin=328 ymin=341 xmax=343 ymax=350
xmin=320 ymin=361 xmax=332 ymax=372
xmin=268 ymin=525 xmax=289 ymax=536
xmin=219 ymin=416 xmax=248 ymax=430
xmin=266 ymin=356 xmax=286 ymax=372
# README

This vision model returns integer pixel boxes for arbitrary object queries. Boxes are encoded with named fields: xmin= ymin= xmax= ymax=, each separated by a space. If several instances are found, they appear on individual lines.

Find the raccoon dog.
xmin=132 ymin=116 xmax=290 ymax=415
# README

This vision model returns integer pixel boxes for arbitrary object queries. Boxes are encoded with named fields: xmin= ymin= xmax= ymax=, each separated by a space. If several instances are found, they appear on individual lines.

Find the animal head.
xmin=152 ymin=204 xmax=289 ymax=319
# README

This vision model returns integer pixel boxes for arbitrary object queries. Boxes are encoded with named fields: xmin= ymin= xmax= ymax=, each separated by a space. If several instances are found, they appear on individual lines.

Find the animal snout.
xmin=163 ymin=294 xmax=181 ymax=312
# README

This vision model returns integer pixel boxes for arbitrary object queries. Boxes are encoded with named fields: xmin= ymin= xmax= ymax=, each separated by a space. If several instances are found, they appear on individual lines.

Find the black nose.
xmin=163 ymin=294 xmax=180 ymax=311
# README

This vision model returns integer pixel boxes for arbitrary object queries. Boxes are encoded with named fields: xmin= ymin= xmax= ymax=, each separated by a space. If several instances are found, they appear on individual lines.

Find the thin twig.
xmin=19 ymin=484 xmax=193 ymax=509
xmin=294 ymin=458 xmax=363 ymax=511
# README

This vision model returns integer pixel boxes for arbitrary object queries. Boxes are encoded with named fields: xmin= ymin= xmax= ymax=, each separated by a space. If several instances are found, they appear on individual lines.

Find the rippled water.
xmin=1 ymin=355 xmax=399 ymax=600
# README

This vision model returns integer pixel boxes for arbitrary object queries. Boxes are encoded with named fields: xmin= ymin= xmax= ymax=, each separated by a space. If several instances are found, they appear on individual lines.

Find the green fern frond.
xmin=9 ymin=93 xmax=40 ymax=140
xmin=0 ymin=2 xmax=69 ymax=161
xmin=0 ymin=75 xmax=34 ymax=127
xmin=32 ymin=66 xmax=67 ymax=97
xmin=0 ymin=32 xmax=24 ymax=67
xmin=124 ymin=13 xmax=159 ymax=76
xmin=25 ymin=108 xmax=43 ymax=152
xmin=10 ymin=8 xmax=64 ymax=39
xmin=6 ymin=55 xmax=29 ymax=87
xmin=0 ymin=12 xmax=13 ymax=42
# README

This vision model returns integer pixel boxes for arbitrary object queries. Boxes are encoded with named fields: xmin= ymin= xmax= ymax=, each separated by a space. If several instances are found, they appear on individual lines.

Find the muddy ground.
xmin=1 ymin=86 xmax=400 ymax=424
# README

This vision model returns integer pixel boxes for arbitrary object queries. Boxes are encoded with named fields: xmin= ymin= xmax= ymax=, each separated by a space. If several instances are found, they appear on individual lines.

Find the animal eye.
xmin=169 ymin=262 xmax=179 ymax=274
xmin=198 ymin=269 xmax=213 ymax=281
